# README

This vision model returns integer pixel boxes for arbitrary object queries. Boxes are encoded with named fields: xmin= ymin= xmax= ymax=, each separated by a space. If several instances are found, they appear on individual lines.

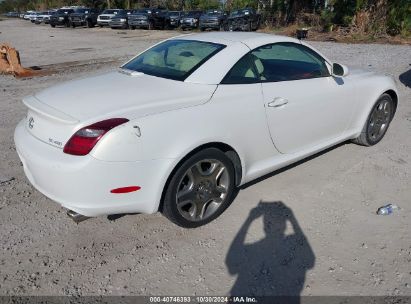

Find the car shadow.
xmin=107 ymin=213 xmax=138 ymax=221
xmin=226 ymin=201 xmax=315 ymax=301
xmin=399 ymin=69 xmax=411 ymax=88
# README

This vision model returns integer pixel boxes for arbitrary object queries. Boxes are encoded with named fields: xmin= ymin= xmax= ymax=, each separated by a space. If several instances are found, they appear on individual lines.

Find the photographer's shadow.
xmin=226 ymin=201 xmax=315 ymax=301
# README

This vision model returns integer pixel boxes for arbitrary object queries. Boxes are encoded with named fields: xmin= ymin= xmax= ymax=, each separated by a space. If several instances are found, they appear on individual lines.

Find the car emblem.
xmin=28 ymin=117 xmax=34 ymax=129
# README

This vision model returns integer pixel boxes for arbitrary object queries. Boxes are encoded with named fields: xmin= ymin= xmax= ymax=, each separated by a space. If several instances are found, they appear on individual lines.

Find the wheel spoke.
xmin=177 ymin=186 xmax=196 ymax=205
xmin=194 ymin=200 xmax=207 ymax=220
xmin=211 ymin=165 xmax=225 ymax=183
xmin=370 ymin=122 xmax=381 ymax=138
xmin=188 ymin=163 xmax=203 ymax=184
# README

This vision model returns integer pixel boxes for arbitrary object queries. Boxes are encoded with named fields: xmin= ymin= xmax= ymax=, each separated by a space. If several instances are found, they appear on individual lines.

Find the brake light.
xmin=63 ymin=118 xmax=129 ymax=156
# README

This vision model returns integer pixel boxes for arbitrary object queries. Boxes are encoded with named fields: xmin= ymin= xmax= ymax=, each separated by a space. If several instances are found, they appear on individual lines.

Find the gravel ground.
xmin=0 ymin=19 xmax=411 ymax=297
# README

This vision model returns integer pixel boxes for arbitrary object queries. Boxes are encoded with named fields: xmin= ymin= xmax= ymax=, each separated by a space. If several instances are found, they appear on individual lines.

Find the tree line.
xmin=1 ymin=0 xmax=410 ymax=36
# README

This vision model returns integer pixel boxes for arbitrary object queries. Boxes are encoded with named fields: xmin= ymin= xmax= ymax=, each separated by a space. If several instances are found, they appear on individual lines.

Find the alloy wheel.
xmin=367 ymin=98 xmax=392 ymax=142
xmin=176 ymin=159 xmax=230 ymax=222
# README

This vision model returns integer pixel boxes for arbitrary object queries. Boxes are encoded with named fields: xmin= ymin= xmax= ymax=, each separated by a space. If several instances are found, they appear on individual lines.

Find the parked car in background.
xmin=5 ymin=11 xmax=20 ymax=17
xmin=199 ymin=9 xmax=227 ymax=31
xmin=164 ymin=11 xmax=183 ymax=29
xmin=180 ymin=10 xmax=203 ymax=30
xmin=49 ymin=8 xmax=75 ymax=27
xmin=29 ymin=12 xmax=40 ymax=23
xmin=34 ymin=10 xmax=56 ymax=24
xmin=128 ymin=9 xmax=167 ymax=30
xmin=69 ymin=8 xmax=101 ymax=28
xmin=227 ymin=8 xmax=260 ymax=31
xmin=97 ymin=9 xmax=122 ymax=27
xmin=23 ymin=11 xmax=37 ymax=20
xmin=109 ymin=9 xmax=133 ymax=29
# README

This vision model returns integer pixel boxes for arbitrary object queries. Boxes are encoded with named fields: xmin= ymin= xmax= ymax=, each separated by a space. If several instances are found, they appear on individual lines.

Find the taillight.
xmin=63 ymin=118 xmax=129 ymax=156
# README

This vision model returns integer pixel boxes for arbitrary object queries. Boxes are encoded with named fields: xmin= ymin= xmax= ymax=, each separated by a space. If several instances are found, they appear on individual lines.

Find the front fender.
xmin=349 ymin=74 xmax=398 ymax=137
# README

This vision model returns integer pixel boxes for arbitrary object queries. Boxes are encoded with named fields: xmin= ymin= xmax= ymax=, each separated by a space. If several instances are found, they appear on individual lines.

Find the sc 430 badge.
xmin=48 ymin=138 xmax=62 ymax=147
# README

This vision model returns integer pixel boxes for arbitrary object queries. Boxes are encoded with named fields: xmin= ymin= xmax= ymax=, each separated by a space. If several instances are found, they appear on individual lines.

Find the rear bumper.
xmin=70 ymin=18 xmax=86 ymax=25
xmin=97 ymin=20 xmax=110 ymax=26
xmin=109 ymin=21 xmax=128 ymax=28
xmin=129 ymin=20 xmax=149 ymax=27
xmin=14 ymin=120 xmax=174 ymax=217
xmin=181 ymin=23 xmax=197 ymax=29
xmin=200 ymin=21 xmax=220 ymax=29
xmin=50 ymin=19 xmax=67 ymax=26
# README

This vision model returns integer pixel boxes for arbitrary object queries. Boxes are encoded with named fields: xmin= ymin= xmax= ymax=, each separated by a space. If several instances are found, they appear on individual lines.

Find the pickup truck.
xmin=164 ymin=11 xmax=183 ymax=29
xmin=227 ymin=8 xmax=260 ymax=31
xmin=97 ymin=9 xmax=123 ymax=27
xmin=49 ymin=8 xmax=75 ymax=27
xmin=180 ymin=10 xmax=203 ymax=30
xmin=199 ymin=9 xmax=227 ymax=31
xmin=128 ymin=9 xmax=167 ymax=30
xmin=69 ymin=8 xmax=101 ymax=28
xmin=34 ymin=11 xmax=56 ymax=24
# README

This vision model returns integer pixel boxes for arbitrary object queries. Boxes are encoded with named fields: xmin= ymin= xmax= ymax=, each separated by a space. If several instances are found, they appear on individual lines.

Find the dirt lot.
xmin=0 ymin=18 xmax=411 ymax=297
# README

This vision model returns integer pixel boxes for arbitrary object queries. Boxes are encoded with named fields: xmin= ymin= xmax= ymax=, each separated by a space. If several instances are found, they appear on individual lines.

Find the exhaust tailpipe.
xmin=67 ymin=209 xmax=90 ymax=223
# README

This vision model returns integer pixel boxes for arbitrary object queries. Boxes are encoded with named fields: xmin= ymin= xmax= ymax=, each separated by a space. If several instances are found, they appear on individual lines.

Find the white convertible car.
xmin=15 ymin=33 xmax=398 ymax=227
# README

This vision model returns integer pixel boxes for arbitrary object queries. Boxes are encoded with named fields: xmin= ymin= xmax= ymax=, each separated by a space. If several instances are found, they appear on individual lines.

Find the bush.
xmin=386 ymin=0 xmax=411 ymax=36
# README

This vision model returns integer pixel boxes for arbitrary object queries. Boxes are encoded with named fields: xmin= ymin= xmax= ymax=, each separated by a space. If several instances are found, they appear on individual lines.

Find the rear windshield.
xmin=57 ymin=9 xmax=74 ymax=14
xmin=102 ymin=9 xmax=119 ymax=14
xmin=205 ymin=10 xmax=223 ymax=15
xmin=168 ymin=11 xmax=180 ymax=16
xmin=230 ymin=9 xmax=251 ymax=16
xmin=74 ymin=9 xmax=89 ymax=13
xmin=184 ymin=11 xmax=201 ymax=17
xmin=122 ymin=39 xmax=225 ymax=81
xmin=133 ymin=9 xmax=151 ymax=14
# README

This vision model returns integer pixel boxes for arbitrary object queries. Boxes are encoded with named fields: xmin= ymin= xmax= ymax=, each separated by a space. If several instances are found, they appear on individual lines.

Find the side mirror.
xmin=332 ymin=63 xmax=349 ymax=77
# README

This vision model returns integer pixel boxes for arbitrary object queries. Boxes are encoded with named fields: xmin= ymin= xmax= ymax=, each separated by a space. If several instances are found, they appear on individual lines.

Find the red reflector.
xmin=110 ymin=186 xmax=141 ymax=194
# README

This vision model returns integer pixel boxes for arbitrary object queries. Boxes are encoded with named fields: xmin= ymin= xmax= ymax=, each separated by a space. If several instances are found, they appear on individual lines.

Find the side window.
xmin=221 ymin=54 xmax=258 ymax=84
xmin=251 ymin=43 xmax=330 ymax=82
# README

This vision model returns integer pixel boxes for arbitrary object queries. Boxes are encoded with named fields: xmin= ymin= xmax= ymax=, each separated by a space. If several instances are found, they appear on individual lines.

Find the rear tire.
xmin=87 ymin=20 xmax=93 ymax=28
xmin=352 ymin=93 xmax=395 ymax=146
xmin=162 ymin=148 xmax=236 ymax=228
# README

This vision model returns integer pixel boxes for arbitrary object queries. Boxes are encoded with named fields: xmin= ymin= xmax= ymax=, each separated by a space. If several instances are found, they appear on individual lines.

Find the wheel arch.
xmin=384 ymin=89 xmax=398 ymax=116
xmin=157 ymin=142 xmax=243 ymax=212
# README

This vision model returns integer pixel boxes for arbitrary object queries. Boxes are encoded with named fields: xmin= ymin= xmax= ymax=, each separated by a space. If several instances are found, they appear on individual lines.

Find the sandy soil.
xmin=0 ymin=18 xmax=411 ymax=297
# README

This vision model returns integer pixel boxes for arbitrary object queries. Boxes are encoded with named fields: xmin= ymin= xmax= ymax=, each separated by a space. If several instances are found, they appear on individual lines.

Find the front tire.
xmin=353 ymin=93 xmax=395 ymax=146
xmin=162 ymin=148 xmax=236 ymax=228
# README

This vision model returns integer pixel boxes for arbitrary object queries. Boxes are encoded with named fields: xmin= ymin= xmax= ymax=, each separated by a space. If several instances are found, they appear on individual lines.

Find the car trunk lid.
xmin=24 ymin=70 xmax=217 ymax=148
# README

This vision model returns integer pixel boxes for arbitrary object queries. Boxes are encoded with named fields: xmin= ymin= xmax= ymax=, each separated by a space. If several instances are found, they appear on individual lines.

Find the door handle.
xmin=268 ymin=97 xmax=289 ymax=108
